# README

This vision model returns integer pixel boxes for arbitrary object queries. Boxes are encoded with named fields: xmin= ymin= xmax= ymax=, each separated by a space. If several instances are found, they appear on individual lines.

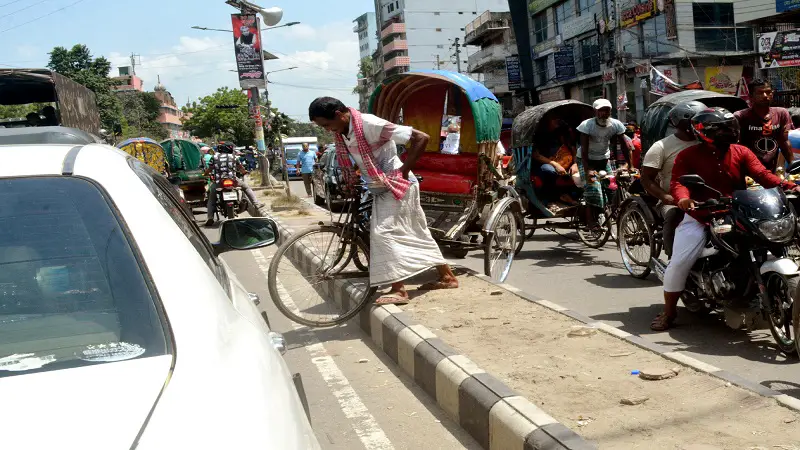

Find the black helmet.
xmin=690 ymin=107 xmax=740 ymax=148
xmin=217 ymin=142 xmax=235 ymax=154
xmin=668 ymin=101 xmax=706 ymax=128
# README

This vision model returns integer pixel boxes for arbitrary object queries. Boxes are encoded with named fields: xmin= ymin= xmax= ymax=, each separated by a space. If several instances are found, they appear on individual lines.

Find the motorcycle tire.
xmin=764 ymin=272 xmax=798 ymax=356
xmin=225 ymin=203 xmax=236 ymax=220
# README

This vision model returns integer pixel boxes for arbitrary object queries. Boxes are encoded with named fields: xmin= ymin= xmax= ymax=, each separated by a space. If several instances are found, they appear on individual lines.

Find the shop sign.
xmin=533 ymin=38 xmax=557 ymax=56
xmin=620 ymin=0 xmax=656 ymax=28
xmin=777 ymin=0 xmax=800 ymax=13
xmin=758 ymin=30 xmax=800 ymax=68
xmin=704 ymin=66 xmax=742 ymax=95
xmin=505 ymin=55 xmax=522 ymax=90
xmin=663 ymin=0 xmax=678 ymax=40
xmin=602 ymin=68 xmax=616 ymax=82
xmin=554 ymin=46 xmax=576 ymax=81
xmin=539 ymin=87 xmax=565 ymax=103
xmin=561 ymin=14 xmax=596 ymax=41
xmin=656 ymin=65 xmax=678 ymax=80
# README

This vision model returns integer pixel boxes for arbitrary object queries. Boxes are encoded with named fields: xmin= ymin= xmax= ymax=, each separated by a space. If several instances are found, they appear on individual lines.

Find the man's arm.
xmin=579 ymin=133 xmax=590 ymax=165
xmin=400 ymin=129 xmax=430 ymax=179
xmin=780 ymin=109 xmax=794 ymax=163
xmin=743 ymin=147 xmax=795 ymax=190
xmin=669 ymin=152 xmax=696 ymax=210
xmin=642 ymin=166 xmax=672 ymax=204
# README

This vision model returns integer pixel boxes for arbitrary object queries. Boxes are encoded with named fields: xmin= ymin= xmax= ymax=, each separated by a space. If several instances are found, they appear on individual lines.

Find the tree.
xmin=47 ymin=44 xmax=122 ymax=131
xmin=182 ymin=87 xmax=254 ymax=145
xmin=290 ymin=121 xmax=333 ymax=146
xmin=353 ymin=57 xmax=376 ymax=111
xmin=0 ymin=103 xmax=48 ymax=120
xmin=264 ymin=108 xmax=294 ymax=147
xmin=118 ymin=91 xmax=168 ymax=140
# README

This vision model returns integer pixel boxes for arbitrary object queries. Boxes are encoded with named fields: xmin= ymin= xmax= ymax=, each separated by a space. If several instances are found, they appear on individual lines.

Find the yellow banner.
xmin=704 ymin=66 xmax=742 ymax=95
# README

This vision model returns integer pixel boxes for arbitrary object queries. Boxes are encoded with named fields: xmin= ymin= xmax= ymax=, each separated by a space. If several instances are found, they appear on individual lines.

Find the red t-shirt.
xmin=734 ymin=107 xmax=793 ymax=172
xmin=671 ymin=143 xmax=795 ymax=222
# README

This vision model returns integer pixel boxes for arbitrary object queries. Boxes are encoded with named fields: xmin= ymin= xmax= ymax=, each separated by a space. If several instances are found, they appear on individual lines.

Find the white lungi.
xmin=369 ymin=183 xmax=447 ymax=286
xmin=663 ymin=214 xmax=707 ymax=292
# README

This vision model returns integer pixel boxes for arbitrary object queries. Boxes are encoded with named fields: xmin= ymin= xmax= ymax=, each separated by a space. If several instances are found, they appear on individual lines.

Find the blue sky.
xmin=0 ymin=0 xmax=374 ymax=120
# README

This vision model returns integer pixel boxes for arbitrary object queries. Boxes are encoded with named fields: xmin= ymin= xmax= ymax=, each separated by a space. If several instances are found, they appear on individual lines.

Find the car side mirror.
xmin=678 ymin=174 xmax=706 ymax=187
xmin=788 ymin=160 xmax=800 ymax=175
xmin=213 ymin=217 xmax=278 ymax=255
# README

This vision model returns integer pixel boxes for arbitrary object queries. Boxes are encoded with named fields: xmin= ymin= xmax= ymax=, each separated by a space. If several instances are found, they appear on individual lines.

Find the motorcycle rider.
xmin=205 ymin=142 xmax=263 ymax=227
xmin=652 ymin=107 xmax=799 ymax=331
xmin=734 ymin=79 xmax=793 ymax=173
xmin=641 ymin=101 xmax=706 ymax=257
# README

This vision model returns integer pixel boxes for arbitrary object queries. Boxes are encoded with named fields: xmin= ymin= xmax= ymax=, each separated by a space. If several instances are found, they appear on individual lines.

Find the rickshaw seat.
xmin=402 ymin=153 xmax=478 ymax=195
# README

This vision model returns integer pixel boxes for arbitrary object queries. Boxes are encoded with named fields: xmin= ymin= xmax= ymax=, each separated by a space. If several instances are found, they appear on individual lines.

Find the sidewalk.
xmin=257 ymin=189 xmax=800 ymax=449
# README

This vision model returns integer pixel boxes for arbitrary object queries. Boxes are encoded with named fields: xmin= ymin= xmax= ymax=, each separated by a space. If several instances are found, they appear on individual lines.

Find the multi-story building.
xmin=373 ymin=0 xmax=510 ymax=79
xmin=153 ymin=78 xmax=187 ymax=139
xmin=508 ymin=0 xmax=757 ymax=122
xmin=465 ymin=11 xmax=516 ymax=115
xmin=111 ymin=66 xmax=144 ymax=92
xmin=354 ymin=12 xmax=379 ymax=60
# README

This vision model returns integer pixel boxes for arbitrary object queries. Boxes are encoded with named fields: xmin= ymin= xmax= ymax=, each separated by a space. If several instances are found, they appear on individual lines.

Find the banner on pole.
xmin=232 ymin=14 xmax=266 ymax=89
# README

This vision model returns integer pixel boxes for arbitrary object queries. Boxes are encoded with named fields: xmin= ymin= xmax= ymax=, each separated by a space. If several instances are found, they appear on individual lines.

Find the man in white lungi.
xmin=309 ymin=97 xmax=459 ymax=305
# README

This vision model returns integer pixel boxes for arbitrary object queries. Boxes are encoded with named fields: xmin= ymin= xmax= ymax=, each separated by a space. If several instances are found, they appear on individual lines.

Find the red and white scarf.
xmin=333 ymin=107 xmax=411 ymax=201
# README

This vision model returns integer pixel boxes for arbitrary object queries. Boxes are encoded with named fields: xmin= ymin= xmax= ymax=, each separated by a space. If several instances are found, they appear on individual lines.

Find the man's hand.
xmin=677 ymin=198 xmax=696 ymax=211
xmin=400 ymin=164 xmax=411 ymax=180
xmin=550 ymin=161 xmax=567 ymax=175
xmin=661 ymin=194 xmax=676 ymax=206
xmin=587 ymin=169 xmax=598 ymax=179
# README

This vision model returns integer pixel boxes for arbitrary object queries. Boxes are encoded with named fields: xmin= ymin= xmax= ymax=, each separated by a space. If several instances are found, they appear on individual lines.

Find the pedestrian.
xmin=309 ymin=96 xmax=458 ymax=305
xmin=297 ymin=143 xmax=317 ymax=197
xmin=735 ymin=79 xmax=794 ymax=172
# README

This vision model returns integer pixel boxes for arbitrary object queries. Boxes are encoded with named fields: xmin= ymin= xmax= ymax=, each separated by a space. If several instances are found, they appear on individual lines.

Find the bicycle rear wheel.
xmin=576 ymin=203 xmax=611 ymax=249
xmin=268 ymin=225 xmax=376 ymax=327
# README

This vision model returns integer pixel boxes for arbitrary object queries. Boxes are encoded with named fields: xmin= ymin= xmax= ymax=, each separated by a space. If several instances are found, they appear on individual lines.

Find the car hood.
xmin=0 ymin=355 xmax=172 ymax=449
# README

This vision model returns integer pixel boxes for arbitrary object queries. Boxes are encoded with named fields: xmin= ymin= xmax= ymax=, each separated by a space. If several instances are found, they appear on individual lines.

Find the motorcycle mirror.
xmin=679 ymin=174 xmax=706 ymax=187
xmin=788 ymin=160 xmax=800 ymax=175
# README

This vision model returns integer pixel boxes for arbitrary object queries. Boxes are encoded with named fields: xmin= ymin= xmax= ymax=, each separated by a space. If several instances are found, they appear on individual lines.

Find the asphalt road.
xmin=288 ymin=179 xmax=800 ymax=399
xmin=198 ymin=206 xmax=479 ymax=450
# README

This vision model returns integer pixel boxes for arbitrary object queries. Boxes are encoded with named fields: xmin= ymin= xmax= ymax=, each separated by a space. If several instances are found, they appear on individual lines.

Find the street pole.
xmin=453 ymin=38 xmax=462 ymax=73
xmin=262 ymin=74 xmax=291 ymax=196
xmin=613 ymin=0 xmax=626 ymax=122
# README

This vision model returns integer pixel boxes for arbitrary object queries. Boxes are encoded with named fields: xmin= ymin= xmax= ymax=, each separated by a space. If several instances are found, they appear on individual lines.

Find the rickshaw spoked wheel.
xmin=525 ymin=216 xmax=538 ymax=239
xmin=515 ymin=212 xmax=528 ymax=256
xmin=575 ymin=203 xmax=611 ymax=249
xmin=617 ymin=204 xmax=653 ymax=279
xmin=484 ymin=203 xmax=517 ymax=283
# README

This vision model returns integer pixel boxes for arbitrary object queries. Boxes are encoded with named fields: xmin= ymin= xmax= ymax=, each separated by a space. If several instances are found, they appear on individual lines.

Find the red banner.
xmin=231 ymin=14 xmax=266 ymax=89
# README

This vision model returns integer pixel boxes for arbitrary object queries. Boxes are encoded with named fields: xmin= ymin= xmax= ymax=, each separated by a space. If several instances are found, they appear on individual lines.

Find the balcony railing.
xmin=384 ymin=55 xmax=411 ymax=71
xmin=467 ymin=44 xmax=512 ymax=73
xmin=380 ymin=22 xmax=405 ymax=39
xmin=382 ymin=39 xmax=408 ymax=54
xmin=464 ymin=11 xmax=511 ymax=46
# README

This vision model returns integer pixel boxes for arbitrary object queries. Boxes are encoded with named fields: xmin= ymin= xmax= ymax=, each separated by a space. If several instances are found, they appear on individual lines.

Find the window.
xmin=534 ymin=57 xmax=547 ymax=85
xmin=692 ymin=3 xmax=754 ymax=52
xmin=577 ymin=0 xmax=593 ymax=16
xmin=579 ymin=36 xmax=600 ymax=74
xmin=555 ymin=0 xmax=574 ymax=34
xmin=129 ymin=160 xmax=232 ymax=297
xmin=532 ymin=11 xmax=549 ymax=44
xmin=642 ymin=15 xmax=678 ymax=56
xmin=0 ymin=177 xmax=169 ymax=378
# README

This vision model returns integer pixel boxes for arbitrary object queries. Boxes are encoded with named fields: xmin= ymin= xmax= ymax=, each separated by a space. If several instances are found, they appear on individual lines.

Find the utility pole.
xmin=613 ymin=0 xmax=626 ymax=122
xmin=451 ymin=38 xmax=462 ymax=73
xmin=434 ymin=54 xmax=442 ymax=70
xmin=130 ymin=53 xmax=140 ymax=75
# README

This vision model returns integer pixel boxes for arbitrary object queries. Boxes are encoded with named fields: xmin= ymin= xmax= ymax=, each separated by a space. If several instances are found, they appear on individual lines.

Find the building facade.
xmin=465 ymin=11 xmax=517 ymax=115
xmin=153 ymin=79 xmax=187 ymax=139
xmin=354 ymin=12 xmax=379 ymax=60
xmin=509 ymin=0 xmax=757 ymax=122
xmin=112 ymin=66 xmax=144 ymax=92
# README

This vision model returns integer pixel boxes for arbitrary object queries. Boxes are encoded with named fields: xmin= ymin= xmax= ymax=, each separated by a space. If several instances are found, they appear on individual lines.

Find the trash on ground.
xmin=490 ymin=290 xmax=503 ymax=296
xmin=567 ymin=326 xmax=598 ymax=337
xmin=610 ymin=352 xmax=633 ymax=357
xmin=357 ymin=358 xmax=369 ymax=364
xmin=620 ymin=395 xmax=649 ymax=406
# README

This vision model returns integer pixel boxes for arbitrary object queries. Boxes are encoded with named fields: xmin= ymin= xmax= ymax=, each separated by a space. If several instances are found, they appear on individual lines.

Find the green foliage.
xmin=47 ymin=44 xmax=122 ymax=131
xmin=290 ymin=121 xmax=333 ymax=146
xmin=0 ymin=103 xmax=49 ymax=120
xmin=182 ymin=87 xmax=254 ymax=146
xmin=118 ymin=91 xmax=168 ymax=140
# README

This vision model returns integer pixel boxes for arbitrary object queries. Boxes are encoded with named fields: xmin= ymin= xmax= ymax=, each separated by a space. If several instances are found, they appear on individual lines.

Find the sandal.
xmin=375 ymin=292 xmax=409 ymax=306
xmin=650 ymin=312 xmax=677 ymax=331
xmin=418 ymin=280 xmax=459 ymax=291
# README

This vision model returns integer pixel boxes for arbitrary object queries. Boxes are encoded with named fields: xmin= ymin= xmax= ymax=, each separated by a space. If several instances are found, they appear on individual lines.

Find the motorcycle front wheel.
xmin=764 ymin=272 xmax=798 ymax=355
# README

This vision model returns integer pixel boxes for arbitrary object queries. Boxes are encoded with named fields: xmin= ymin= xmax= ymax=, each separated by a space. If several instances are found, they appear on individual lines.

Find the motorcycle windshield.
xmin=732 ymin=187 xmax=789 ymax=220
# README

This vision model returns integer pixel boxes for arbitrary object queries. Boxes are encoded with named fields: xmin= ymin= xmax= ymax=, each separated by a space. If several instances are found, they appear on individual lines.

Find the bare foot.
xmin=418 ymin=277 xmax=459 ymax=290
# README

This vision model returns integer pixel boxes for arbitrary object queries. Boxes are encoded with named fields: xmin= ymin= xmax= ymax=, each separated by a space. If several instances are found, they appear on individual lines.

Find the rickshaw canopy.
xmin=160 ymin=138 xmax=203 ymax=172
xmin=641 ymin=90 xmax=749 ymax=152
xmin=117 ymin=137 xmax=166 ymax=173
xmin=511 ymin=100 xmax=594 ymax=149
xmin=368 ymin=70 xmax=501 ymax=153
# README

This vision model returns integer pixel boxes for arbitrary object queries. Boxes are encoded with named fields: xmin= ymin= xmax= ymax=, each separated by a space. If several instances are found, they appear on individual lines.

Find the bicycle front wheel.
xmin=268 ymin=225 xmax=376 ymax=327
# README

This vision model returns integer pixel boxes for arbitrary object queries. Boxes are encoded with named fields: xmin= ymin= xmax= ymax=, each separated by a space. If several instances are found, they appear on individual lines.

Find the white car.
xmin=0 ymin=134 xmax=320 ymax=449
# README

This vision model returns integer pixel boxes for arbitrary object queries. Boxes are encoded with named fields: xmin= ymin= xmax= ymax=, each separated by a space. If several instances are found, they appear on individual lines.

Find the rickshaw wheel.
xmin=525 ymin=216 xmax=538 ymax=239
xmin=617 ymin=204 xmax=653 ymax=279
xmin=575 ymin=204 xmax=611 ymax=249
xmin=484 ymin=203 xmax=517 ymax=283
xmin=448 ymin=248 xmax=469 ymax=259
xmin=515 ymin=212 xmax=527 ymax=255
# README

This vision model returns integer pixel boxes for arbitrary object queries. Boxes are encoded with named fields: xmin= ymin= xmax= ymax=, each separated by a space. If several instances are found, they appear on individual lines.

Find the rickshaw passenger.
xmin=577 ymin=99 xmax=629 ymax=225
xmin=532 ymin=117 xmax=577 ymax=205
xmin=641 ymin=101 xmax=705 ymax=257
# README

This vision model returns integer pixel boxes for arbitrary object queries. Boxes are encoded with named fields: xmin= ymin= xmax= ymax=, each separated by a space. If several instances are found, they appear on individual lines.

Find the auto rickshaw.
xmin=117 ymin=137 xmax=167 ymax=174
xmin=160 ymin=138 xmax=206 ymax=209
xmin=369 ymin=69 xmax=522 ymax=282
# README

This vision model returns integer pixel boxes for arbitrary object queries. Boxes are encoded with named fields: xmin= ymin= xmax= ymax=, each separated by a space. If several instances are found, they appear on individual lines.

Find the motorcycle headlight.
xmin=758 ymin=216 xmax=795 ymax=243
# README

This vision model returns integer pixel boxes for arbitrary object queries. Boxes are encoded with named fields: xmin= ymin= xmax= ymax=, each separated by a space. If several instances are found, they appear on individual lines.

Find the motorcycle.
xmin=215 ymin=175 xmax=249 ymax=220
xmin=651 ymin=174 xmax=799 ymax=354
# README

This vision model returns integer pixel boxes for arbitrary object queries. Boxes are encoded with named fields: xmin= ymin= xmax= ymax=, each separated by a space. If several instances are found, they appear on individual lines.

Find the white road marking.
xmin=252 ymin=249 xmax=394 ymax=450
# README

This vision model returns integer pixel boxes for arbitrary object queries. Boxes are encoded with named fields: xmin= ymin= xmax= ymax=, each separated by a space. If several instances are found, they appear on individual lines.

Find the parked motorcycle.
xmin=215 ymin=176 xmax=249 ymax=220
xmin=650 ymin=174 xmax=799 ymax=354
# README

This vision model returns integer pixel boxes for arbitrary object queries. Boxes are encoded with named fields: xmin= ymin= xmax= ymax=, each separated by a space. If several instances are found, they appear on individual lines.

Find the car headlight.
xmin=758 ymin=216 xmax=795 ymax=243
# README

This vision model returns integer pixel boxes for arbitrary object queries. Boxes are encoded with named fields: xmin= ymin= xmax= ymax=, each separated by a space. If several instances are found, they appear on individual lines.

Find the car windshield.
xmin=285 ymin=145 xmax=302 ymax=160
xmin=0 ymin=177 xmax=169 ymax=377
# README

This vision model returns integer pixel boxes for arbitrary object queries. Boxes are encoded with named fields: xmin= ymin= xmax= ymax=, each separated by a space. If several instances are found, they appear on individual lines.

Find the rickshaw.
xmin=160 ymin=138 xmax=207 ymax=209
xmin=510 ymin=100 xmax=637 ymax=249
xmin=117 ymin=137 xmax=167 ymax=174
xmin=369 ymin=70 xmax=522 ymax=282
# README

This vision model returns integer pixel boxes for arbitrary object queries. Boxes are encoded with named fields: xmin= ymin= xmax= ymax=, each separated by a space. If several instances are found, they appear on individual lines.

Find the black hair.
xmin=789 ymin=107 xmax=800 ymax=129
xmin=309 ymin=97 xmax=347 ymax=121
xmin=748 ymin=78 xmax=771 ymax=95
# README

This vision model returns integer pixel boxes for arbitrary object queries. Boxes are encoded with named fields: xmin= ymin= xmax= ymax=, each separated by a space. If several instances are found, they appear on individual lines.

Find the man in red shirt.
xmin=651 ymin=107 xmax=798 ymax=331
xmin=734 ymin=79 xmax=793 ymax=172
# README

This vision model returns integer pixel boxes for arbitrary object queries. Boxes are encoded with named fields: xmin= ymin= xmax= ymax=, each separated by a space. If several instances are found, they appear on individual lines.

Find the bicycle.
xmin=575 ymin=168 xmax=637 ymax=249
xmin=267 ymin=184 xmax=375 ymax=327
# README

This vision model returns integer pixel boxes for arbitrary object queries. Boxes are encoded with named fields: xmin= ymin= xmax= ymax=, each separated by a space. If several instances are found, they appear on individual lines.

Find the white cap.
xmin=593 ymin=98 xmax=612 ymax=110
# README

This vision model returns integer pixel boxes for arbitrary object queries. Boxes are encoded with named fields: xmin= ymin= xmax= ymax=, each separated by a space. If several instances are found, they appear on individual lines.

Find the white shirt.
xmin=441 ymin=133 xmax=461 ymax=154
xmin=642 ymin=134 xmax=697 ymax=192
xmin=576 ymin=117 xmax=626 ymax=160
xmin=341 ymin=113 xmax=413 ymax=187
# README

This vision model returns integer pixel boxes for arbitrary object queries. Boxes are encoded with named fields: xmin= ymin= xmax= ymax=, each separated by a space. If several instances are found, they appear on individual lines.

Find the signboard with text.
xmin=777 ymin=0 xmax=800 ymax=13
xmin=553 ymin=47 xmax=575 ymax=81
xmin=759 ymin=30 xmax=800 ymax=68
xmin=620 ymin=0 xmax=656 ymax=27
xmin=505 ymin=55 xmax=522 ymax=90
xmin=231 ymin=14 xmax=266 ymax=89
